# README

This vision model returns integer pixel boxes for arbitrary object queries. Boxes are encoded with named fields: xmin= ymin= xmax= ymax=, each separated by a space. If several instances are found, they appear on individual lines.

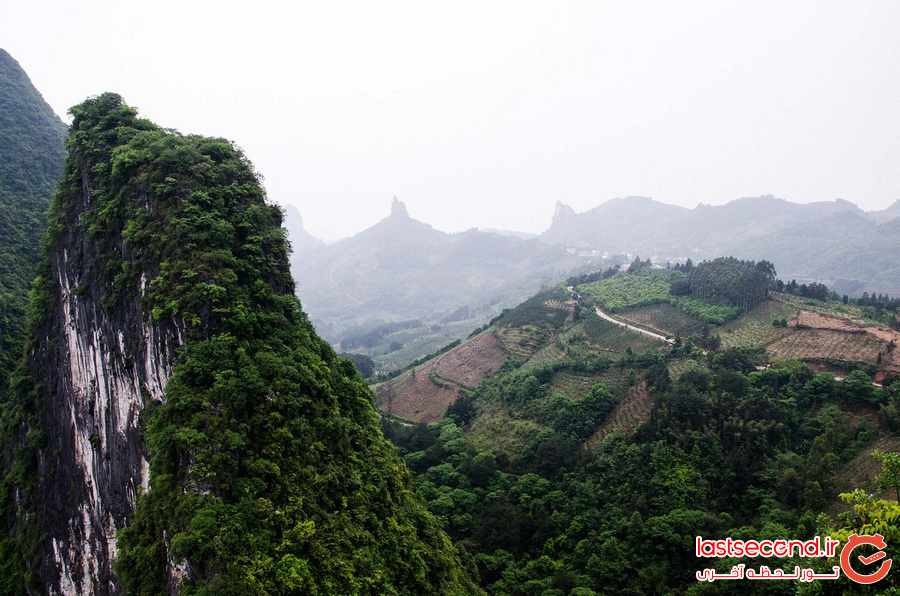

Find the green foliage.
xmin=874 ymin=450 xmax=900 ymax=502
xmin=493 ymin=286 xmax=573 ymax=329
xmin=338 ymin=352 xmax=376 ymax=378
xmin=670 ymin=296 xmax=741 ymax=325
xmin=578 ymin=270 xmax=676 ymax=311
xmin=578 ymin=270 xmax=742 ymax=324
xmin=0 ymin=50 xmax=66 ymax=397
xmin=2 ymin=93 xmax=477 ymax=594
xmin=684 ymin=257 xmax=776 ymax=312
xmin=389 ymin=349 xmax=896 ymax=594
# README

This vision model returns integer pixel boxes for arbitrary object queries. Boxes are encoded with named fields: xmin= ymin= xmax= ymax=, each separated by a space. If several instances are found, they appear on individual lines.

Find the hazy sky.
xmin=3 ymin=1 xmax=899 ymax=240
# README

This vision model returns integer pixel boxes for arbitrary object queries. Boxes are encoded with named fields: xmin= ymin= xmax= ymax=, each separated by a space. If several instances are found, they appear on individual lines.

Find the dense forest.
xmin=672 ymin=257 xmax=777 ymax=312
xmin=0 ymin=94 xmax=475 ymax=594
xmin=0 ymin=49 xmax=66 ymax=396
xmin=385 ymin=351 xmax=900 ymax=594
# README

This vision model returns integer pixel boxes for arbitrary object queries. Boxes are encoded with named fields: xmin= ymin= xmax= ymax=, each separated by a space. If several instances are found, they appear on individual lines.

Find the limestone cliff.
xmin=0 ymin=94 xmax=475 ymax=595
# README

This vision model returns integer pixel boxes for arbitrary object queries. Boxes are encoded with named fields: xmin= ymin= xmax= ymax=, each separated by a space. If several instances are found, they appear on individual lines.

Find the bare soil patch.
xmin=766 ymin=328 xmax=884 ymax=365
xmin=375 ymin=331 xmax=509 ymax=423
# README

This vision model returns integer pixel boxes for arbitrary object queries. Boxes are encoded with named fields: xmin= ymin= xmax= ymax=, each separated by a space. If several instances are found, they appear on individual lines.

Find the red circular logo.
xmin=840 ymin=533 xmax=892 ymax=585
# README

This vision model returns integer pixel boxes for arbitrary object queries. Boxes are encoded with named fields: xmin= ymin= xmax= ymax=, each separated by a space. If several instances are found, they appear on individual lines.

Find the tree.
xmin=874 ymin=450 xmax=900 ymax=503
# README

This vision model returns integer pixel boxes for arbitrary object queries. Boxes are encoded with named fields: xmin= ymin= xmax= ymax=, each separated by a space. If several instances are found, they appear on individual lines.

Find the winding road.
xmin=566 ymin=285 xmax=675 ymax=345
xmin=593 ymin=306 xmax=675 ymax=345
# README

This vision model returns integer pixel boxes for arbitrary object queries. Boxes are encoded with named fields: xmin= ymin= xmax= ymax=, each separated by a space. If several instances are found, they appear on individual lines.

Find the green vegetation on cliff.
xmin=1 ymin=94 xmax=476 ymax=594
xmin=0 ymin=49 xmax=66 ymax=395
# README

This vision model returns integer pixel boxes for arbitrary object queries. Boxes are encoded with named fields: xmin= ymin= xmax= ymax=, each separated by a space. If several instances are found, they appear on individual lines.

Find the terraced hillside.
xmin=585 ymin=380 xmax=652 ymax=447
xmin=549 ymin=368 xmax=633 ymax=401
xmin=616 ymin=302 xmax=706 ymax=338
xmin=378 ymin=262 xmax=900 ymax=595
xmin=375 ymin=330 xmax=510 ymax=422
xmin=718 ymin=298 xmax=797 ymax=348
xmin=374 ymin=290 xmax=576 ymax=422
xmin=379 ymin=272 xmax=899 ymax=427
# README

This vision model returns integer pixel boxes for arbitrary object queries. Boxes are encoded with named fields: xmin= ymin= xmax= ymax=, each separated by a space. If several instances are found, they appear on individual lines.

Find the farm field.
xmin=585 ymin=381 xmax=652 ymax=448
xmin=766 ymin=328 xmax=884 ymax=366
xmin=772 ymin=292 xmax=875 ymax=324
xmin=791 ymin=309 xmax=900 ymax=374
xmin=577 ymin=270 xmax=674 ymax=311
xmin=582 ymin=310 xmax=662 ymax=356
xmin=375 ymin=330 xmax=509 ymax=422
xmin=549 ymin=367 xmax=633 ymax=401
xmin=718 ymin=299 xmax=797 ymax=349
xmin=618 ymin=303 xmax=706 ymax=337
xmin=579 ymin=270 xmax=742 ymax=324
xmin=496 ymin=324 xmax=553 ymax=360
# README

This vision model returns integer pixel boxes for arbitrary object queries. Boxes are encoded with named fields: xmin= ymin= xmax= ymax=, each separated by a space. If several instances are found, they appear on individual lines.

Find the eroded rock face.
xmin=29 ymin=182 xmax=182 ymax=595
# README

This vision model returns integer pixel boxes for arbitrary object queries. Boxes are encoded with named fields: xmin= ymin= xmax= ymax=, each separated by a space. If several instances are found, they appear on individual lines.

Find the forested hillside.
xmin=0 ymin=94 xmax=475 ymax=594
xmin=0 ymin=49 xmax=66 ymax=395
xmin=380 ymin=258 xmax=900 ymax=593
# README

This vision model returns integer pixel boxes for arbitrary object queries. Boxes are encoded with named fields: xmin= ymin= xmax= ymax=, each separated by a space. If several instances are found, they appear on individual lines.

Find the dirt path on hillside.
xmin=566 ymin=285 xmax=675 ymax=345
xmin=594 ymin=306 xmax=675 ymax=344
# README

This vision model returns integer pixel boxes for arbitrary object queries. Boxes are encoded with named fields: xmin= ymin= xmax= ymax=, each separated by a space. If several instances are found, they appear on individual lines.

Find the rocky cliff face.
xmin=29 ymin=197 xmax=184 ymax=594
xmin=1 ymin=93 xmax=474 ymax=595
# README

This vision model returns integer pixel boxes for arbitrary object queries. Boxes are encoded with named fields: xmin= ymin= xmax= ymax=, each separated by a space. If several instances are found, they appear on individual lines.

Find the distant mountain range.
xmin=288 ymin=198 xmax=603 ymax=369
xmin=287 ymin=193 xmax=899 ymax=370
xmin=543 ymin=195 xmax=900 ymax=295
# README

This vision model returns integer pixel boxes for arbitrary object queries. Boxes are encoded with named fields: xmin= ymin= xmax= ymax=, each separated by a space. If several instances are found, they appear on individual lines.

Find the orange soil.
xmin=375 ymin=331 xmax=509 ymax=423
xmin=789 ymin=310 xmax=900 ymax=373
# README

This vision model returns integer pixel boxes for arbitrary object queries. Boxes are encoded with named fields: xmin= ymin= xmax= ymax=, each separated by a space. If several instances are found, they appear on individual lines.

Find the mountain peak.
xmin=391 ymin=196 xmax=410 ymax=219
xmin=552 ymin=201 xmax=576 ymax=224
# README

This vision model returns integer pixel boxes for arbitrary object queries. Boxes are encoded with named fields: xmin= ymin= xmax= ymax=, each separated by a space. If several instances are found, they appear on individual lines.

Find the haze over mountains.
xmin=288 ymin=192 xmax=900 ymax=371
xmin=544 ymin=195 xmax=900 ymax=295
xmin=290 ymin=198 xmax=601 ymax=370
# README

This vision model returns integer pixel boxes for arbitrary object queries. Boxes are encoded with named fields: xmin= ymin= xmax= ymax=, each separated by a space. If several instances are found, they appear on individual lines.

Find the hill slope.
xmin=0 ymin=94 xmax=475 ymax=595
xmin=0 ymin=49 xmax=66 ymax=394
xmin=379 ymin=263 xmax=900 ymax=593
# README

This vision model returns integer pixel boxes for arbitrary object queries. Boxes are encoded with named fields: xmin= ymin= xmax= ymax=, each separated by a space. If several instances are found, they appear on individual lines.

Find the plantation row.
xmin=577 ymin=269 xmax=741 ymax=324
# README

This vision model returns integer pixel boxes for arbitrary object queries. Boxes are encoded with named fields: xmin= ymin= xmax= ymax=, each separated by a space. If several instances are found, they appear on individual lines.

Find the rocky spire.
xmin=390 ymin=195 xmax=410 ymax=219
xmin=551 ymin=201 xmax=576 ymax=226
